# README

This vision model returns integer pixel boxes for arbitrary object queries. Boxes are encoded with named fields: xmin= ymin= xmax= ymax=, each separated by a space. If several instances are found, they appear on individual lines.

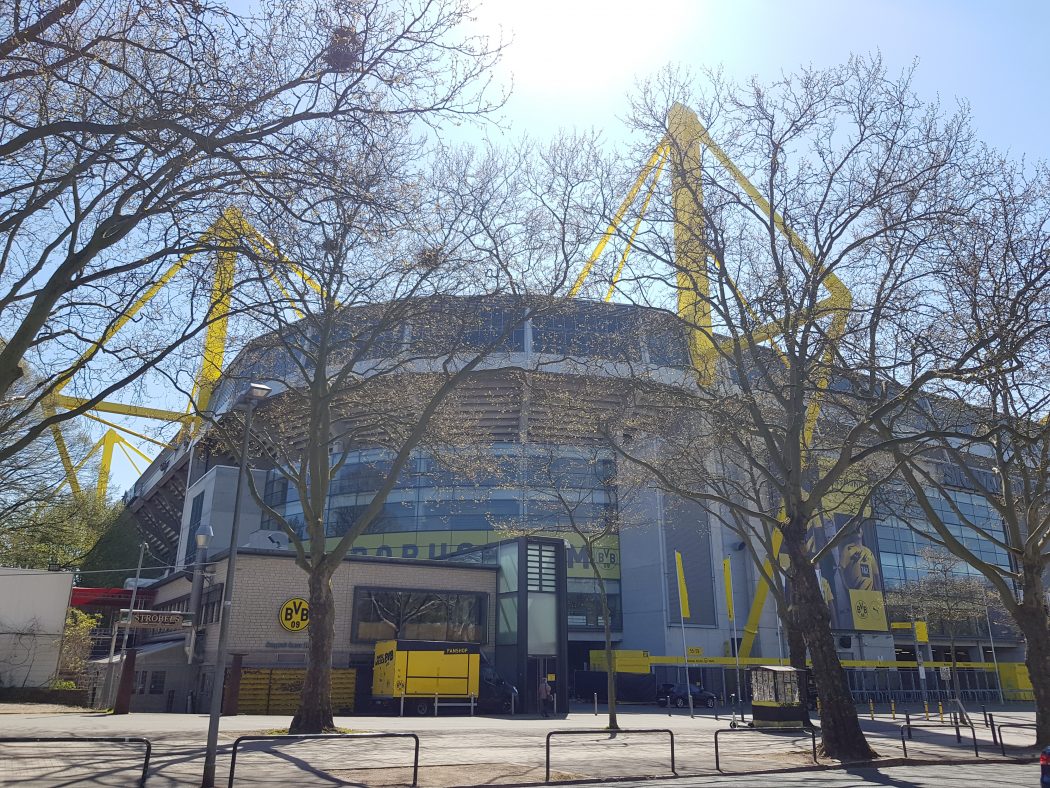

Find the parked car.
xmin=1041 ymin=745 xmax=1050 ymax=787
xmin=656 ymin=683 xmax=717 ymax=708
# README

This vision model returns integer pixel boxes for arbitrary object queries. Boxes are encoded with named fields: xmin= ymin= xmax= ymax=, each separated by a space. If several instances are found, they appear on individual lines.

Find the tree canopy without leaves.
xmin=0 ymin=0 xmax=503 ymax=472
xmin=594 ymin=57 xmax=1005 ymax=760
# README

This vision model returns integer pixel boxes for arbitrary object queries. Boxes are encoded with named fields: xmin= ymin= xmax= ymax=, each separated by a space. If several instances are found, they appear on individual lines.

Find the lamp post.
xmin=187 ymin=525 xmax=213 ymax=663
xmin=201 ymin=383 xmax=270 ymax=787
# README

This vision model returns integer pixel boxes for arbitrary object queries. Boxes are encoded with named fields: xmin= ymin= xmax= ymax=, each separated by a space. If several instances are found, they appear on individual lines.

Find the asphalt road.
xmin=613 ymin=761 xmax=1035 ymax=787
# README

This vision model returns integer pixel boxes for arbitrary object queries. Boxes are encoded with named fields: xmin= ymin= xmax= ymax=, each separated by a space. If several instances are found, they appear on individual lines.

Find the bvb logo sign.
xmin=280 ymin=597 xmax=310 ymax=632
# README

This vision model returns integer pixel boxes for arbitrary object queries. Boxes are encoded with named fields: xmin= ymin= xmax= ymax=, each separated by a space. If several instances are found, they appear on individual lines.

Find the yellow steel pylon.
xmin=570 ymin=103 xmax=853 ymax=659
xmin=48 ymin=208 xmax=323 ymax=499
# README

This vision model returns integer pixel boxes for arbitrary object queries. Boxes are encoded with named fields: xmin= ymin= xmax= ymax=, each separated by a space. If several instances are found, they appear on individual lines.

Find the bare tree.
xmin=872 ymin=158 xmax=1050 ymax=743
xmin=598 ymin=58 xmax=997 ymax=760
xmin=491 ymin=442 xmax=626 ymax=728
xmin=0 ymin=0 xmax=503 ymax=475
xmin=198 ymin=136 xmax=606 ymax=733
xmin=885 ymin=548 xmax=993 ymax=719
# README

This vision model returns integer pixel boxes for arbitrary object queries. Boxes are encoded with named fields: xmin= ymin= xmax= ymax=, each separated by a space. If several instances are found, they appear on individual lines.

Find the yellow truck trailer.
xmin=371 ymin=639 xmax=516 ymax=715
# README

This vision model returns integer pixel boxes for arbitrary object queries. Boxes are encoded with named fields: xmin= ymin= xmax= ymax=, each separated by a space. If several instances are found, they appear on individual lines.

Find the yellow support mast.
xmin=48 ymin=207 xmax=323 ymax=499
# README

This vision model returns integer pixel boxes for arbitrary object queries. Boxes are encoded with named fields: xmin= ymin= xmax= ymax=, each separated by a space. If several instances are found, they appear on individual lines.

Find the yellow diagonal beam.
xmin=604 ymin=149 xmax=668 ymax=302
xmin=82 ymin=412 xmax=172 ymax=450
xmin=570 ymin=146 xmax=667 ymax=298
xmin=52 ymin=395 xmax=188 ymax=423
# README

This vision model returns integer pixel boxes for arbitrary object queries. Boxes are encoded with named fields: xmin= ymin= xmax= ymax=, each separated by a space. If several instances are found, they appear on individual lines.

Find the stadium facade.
xmin=122 ymin=296 xmax=1026 ymax=709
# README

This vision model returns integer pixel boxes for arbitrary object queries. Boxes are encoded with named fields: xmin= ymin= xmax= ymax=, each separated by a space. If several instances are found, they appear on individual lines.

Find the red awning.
xmin=70 ymin=587 xmax=156 ymax=608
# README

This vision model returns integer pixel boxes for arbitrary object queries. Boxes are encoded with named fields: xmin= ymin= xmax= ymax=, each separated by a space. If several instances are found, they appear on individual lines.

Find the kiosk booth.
xmin=749 ymin=666 xmax=812 ymax=728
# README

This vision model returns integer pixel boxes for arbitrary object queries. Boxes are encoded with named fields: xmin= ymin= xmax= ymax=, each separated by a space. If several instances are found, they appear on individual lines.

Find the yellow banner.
xmin=723 ymin=558 xmax=734 ymax=622
xmin=329 ymin=529 xmax=621 ymax=579
xmin=589 ymin=649 xmax=651 ymax=674
xmin=914 ymin=621 xmax=929 ymax=643
xmin=675 ymin=550 xmax=690 ymax=618
xmin=848 ymin=589 xmax=888 ymax=631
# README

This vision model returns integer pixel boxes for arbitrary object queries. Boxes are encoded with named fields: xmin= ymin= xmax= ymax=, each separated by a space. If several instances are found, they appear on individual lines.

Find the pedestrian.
xmin=538 ymin=678 xmax=551 ymax=718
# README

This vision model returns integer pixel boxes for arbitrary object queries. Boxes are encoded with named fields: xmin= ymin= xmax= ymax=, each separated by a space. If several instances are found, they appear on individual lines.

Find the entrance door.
xmin=527 ymin=656 xmax=559 ymax=714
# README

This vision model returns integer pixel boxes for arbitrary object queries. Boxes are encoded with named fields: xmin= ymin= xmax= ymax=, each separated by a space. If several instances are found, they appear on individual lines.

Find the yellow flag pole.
xmin=675 ymin=551 xmax=694 ymax=715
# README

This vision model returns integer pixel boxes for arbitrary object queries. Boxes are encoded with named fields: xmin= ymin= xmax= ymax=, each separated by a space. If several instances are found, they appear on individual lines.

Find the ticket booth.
xmin=749 ymin=666 xmax=811 ymax=728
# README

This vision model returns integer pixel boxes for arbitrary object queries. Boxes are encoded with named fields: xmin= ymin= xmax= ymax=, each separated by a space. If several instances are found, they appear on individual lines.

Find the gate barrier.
xmin=227 ymin=732 xmax=419 ymax=787
xmin=995 ymin=723 xmax=1039 ymax=757
xmin=544 ymin=728 xmax=675 ymax=783
xmin=899 ymin=720 xmax=979 ymax=758
xmin=0 ymin=736 xmax=151 ymax=787
xmin=713 ymin=727 xmax=817 ymax=773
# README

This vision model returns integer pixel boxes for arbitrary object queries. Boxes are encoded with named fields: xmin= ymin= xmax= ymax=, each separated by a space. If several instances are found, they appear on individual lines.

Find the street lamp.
xmin=187 ymin=525 xmax=213 ymax=662
xmin=201 ymin=383 xmax=270 ymax=787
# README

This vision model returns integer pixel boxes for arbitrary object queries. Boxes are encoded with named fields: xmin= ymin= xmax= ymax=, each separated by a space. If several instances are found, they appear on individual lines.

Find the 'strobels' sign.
xmin=120 ymin=609 xmax=191 ymax=629
xmin=280 ymin=597 xmax=310 ymax=632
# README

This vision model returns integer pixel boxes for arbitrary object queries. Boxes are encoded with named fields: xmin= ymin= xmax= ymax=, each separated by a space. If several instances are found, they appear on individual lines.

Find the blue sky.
xmin=103 ymin=0 xmax=1048 ymax=494
xmin=468 ymin=0 xmax=1048 ymax=160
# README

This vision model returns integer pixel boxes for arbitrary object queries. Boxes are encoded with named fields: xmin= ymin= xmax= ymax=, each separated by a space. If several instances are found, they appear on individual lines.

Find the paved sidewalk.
xmin=0 ymin=703 xmax=1039 ymax=786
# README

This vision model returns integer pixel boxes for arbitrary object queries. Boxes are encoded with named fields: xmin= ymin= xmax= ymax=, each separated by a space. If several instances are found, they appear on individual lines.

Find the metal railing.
xmin=227 ymin=732 xmax=420 ymax=787
xmin=0 ymin=736 xmax=151 ymax=787
xmin=713 ymin=727 xmax=817 ymax=773
xmin=995 ymin=723 xmax=1039 ymax=757
xmin=544 ymin=728 xmax=675 ymax=783
xmin=899 ymin=720 xmax=979 ymax=758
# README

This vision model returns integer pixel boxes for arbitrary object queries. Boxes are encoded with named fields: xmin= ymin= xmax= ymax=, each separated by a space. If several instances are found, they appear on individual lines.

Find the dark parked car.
xmin=657 ymin=683 xmax=717 ymax=709
xmin=1041 ymin=746 xmax=1050 ymax=787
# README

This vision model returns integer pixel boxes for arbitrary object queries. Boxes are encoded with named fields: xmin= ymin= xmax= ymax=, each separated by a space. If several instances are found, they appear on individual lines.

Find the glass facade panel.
xmin=265 ymin=447 xmax=621 ymax=633
xmin=876 ymin=487 xmax=1011 ymax=589
xmin=351 ymin=587 xmax=486 ymax=643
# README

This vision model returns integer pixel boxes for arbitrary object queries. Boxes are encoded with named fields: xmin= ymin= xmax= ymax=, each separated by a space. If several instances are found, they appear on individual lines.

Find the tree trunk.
xmin=1016 ymin=567 xmax=1050 ymax=747
xmin=783 ymin=602 xmax=808 ymax=670
xmin=784 ymin=525 xmax=875 ymax=761
xmin=290 ymin=569 xmax=336 ymax=733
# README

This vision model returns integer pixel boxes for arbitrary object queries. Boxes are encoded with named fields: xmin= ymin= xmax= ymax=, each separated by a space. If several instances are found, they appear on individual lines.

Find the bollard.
xmin=400 ymin=695 xmax=405 ymax=717
xmin=905 ymin=712 xmax=912 ymax=740
xmin=470 ymin=694 xmax=475 ymax=717
xmin=594 ymin=692 xmax=598 ymax=716
xmin=816 ymin=698 xmax=821 ymax=717
xmin=511 ymin=692 xmax=515 ymax=716
xmin=938 ymin=701 xmax=943 ymax=723
xmin=989 ymin=713 xmax=997 ymax=746
xmin=667 ymin=695 xmax=672 ymax=716
xmin=869 ymin=699 xmax=875 ymax=720
xmin=981 ymin=705 xmax=988 ymax=727
xmin=891 ymin=699 xmax=896 ymax=721
xmin=923 ymin=700 xmax=929 ymax=721
xmin=435 ymin=691 xmax=439 ymax=717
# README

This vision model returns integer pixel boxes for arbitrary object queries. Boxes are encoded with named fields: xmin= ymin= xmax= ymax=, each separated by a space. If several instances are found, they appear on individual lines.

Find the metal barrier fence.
xmin=544 ymin=729 xmax=675 ymax=783
xmin=0 ymin=736 xmax=151 ymax=787
xmin=995 ymin=723 xmax=1039 ymax=757
xmin=898 ymin=720 xmax=979 ymax=758
xmin=227 ymin=732 xmax=420 ymax=788
xmin=712 ymin=727 xmax=817 ymax=773
xmin=850 ymin=688 xmax=1004 ymax=705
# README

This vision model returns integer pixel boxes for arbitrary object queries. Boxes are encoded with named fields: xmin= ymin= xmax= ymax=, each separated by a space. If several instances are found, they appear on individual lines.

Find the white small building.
xmin=0 ymin=568 xmax=73 ymax=687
